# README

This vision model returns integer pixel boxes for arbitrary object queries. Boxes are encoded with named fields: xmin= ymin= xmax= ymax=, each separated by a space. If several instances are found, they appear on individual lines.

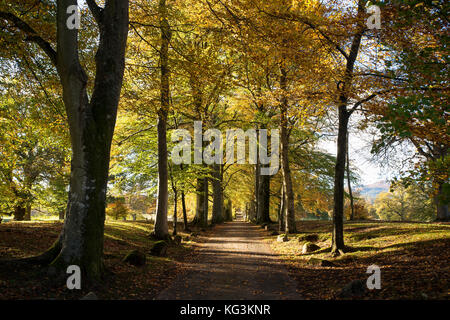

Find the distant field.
xmin=268 ymin=220 xmax=450 ymax=299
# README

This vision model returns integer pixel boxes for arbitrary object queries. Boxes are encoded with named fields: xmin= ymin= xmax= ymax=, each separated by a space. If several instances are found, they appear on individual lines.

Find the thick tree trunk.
xmin=435 ymin=181 xmax=449 ymax=221
xmin=332 ymin=106 xmax=349 ymax=255
xmin=194 ymin=178 xmax=207 ymax=227
xmin=154 ymin=0 xmax=172 ymax=240
xmin=0 ymin=2 xmax=129 ymax=280
xmin=13 ymin=206 xmax=26 ymax=221
xmin=23 ymin=204 xmax=31 ymax=221
xmin=224 ymin=198 xmax=233 ymax=221
xmin=280 ymin=66 xmax=297 ymax=234
xmin=211 ymin=164 xmax=224 ymax=224
xmin=45 ymin=0 xmax=129 ymax=280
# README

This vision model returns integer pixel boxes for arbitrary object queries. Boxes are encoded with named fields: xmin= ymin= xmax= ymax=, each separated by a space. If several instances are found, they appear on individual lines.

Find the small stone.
xmin=122 ymin=249 xmax=146 ymax=266
xmin=173 ymin=235 xmax=182 ymax=245
xmin=308 ymin=258 xmax=335 ymax=267
xmin=338 ymin=279 xmax=367 ymax=298
xmin=299 ymin=234 xmax=319 ymax=242
xmin=150 ymin=240 xmax=168 ymax=257
xmin=302 ymin=242 xmax=321 ymax=254
xmin=277 ymin=234 xmax=289 ymax=242
xmin=80 ymin=292 xmax=98 ymax=300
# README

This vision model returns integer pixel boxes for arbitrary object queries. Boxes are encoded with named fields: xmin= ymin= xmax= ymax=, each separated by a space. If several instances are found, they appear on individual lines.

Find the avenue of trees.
xmin=0 ymin=0 xmax=448 ymax=279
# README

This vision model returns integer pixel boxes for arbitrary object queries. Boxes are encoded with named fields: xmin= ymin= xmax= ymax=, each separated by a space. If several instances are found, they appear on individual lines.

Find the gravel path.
xmin=157 ymin=220 xmax=301 ymax=300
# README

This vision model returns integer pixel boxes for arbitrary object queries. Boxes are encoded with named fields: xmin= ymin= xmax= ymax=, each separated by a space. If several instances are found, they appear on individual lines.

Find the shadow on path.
xmin=157 ymin=220 xmax=301 ymax=300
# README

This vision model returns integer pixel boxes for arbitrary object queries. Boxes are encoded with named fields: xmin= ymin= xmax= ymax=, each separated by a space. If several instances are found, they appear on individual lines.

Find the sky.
xmin=318 ymin=134 xmax=388 ymax=186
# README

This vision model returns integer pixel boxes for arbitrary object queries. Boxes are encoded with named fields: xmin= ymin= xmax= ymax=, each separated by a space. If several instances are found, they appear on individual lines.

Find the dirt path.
xmin=157 ymin=219 xmax=301 ymax=300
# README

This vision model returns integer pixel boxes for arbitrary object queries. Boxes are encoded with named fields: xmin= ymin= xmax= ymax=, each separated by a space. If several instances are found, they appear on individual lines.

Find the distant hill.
xmin=357 ymin=181 xmax=390 ymax=201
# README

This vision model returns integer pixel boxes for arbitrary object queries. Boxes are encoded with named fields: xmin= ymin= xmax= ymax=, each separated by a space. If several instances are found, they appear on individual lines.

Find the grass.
xmin=267 ymin=220 xmax=450 ymax=299
xmin=0 ymin=220 xmax=199 ymax=300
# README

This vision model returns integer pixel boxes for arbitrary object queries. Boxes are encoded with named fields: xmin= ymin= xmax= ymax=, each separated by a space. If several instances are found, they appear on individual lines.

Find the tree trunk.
xmin=254 ymin=163 xmax=260 ymax=222
xmin=224 ymin=198 xmax=233 ymax=221
xmin=154 ymin=0 xmax=172 ymax=240
xmin=331 ymin=1 xmax=364 ymax=255
xmin=435 ymin=181 xmax=450 ymax=221
xmin=257 ymin=169 xmax=271 ymax=224
xmin=181 ymin=191 xmax=189 ymax=231
xmin=211 ymin=164 xmax=224 ymax=224
xmin=346 ymin=137 xmax=355 ymax=221
xmin=173 ymin=190 xmax=178 ymax=236
xmin=13 ymin=206 xmax=26 ymax=221
xmin=278 ymin=184 xmax=286 ymax=232
xmin=280 ymin=66 xmax=297 ymax=234
xmin=203 ymin=177 xmax=209 ymax=226
xmin=0 ymin=1 xmax=129 ymax=280
xmin=42 ymin=0 xmax=129 ymax=280
xmin=194 ymin=178 xmax=207 ymax=227
xmin=332 ymin=106 xmax=350 ymax=255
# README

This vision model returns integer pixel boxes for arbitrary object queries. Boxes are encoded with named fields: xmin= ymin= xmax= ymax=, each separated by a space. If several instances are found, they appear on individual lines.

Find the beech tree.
xmin=0 ymin=0 xmax=129 ymax=279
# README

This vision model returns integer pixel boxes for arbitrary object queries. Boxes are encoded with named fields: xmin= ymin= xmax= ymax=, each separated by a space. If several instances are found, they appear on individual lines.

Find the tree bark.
xmin=173 ymin=189 xmax=178 ymax=236
xmin=331 ymin=1 xmax=364 ymax=255
xmin=257 ymin=169 xmax=271 ymax=224
xmin=13 ymin=206 xmax=26 ymax=221
xmin=211 ymin=164 xmax=224 ymax=224
xmin=332 ymin=106 xmax=350 ymax=254
xmin=0 ymin=2 xmax=129 ymax=280
xmin=346 ymin=137 xmax=355 ymax=221
xmin=278 ymin=184 xmax=286 ymax=232
xmin=47 ymin=0 xmax=130 ymax=280
xmin=181 ymin=191 xmax=189 ymax=231
xmin=435 ymin=181 xmax=450 ymax=221
xmin=154 ymin=0 xmax=172 ymax=240
xmin=280 ymin=66 xmax=296 ymax=234
xmin=194 ymin=178 xmax=207 ymax=227
xmin=254 ymin=163 xmax=260 ymax=222
xmin=203 ymin=177 xmax=209 ymax=226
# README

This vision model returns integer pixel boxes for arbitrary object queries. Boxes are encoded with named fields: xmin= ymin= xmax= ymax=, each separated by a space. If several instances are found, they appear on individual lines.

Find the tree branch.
xmin=0 ymin=11 xmax=57 ymax=66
